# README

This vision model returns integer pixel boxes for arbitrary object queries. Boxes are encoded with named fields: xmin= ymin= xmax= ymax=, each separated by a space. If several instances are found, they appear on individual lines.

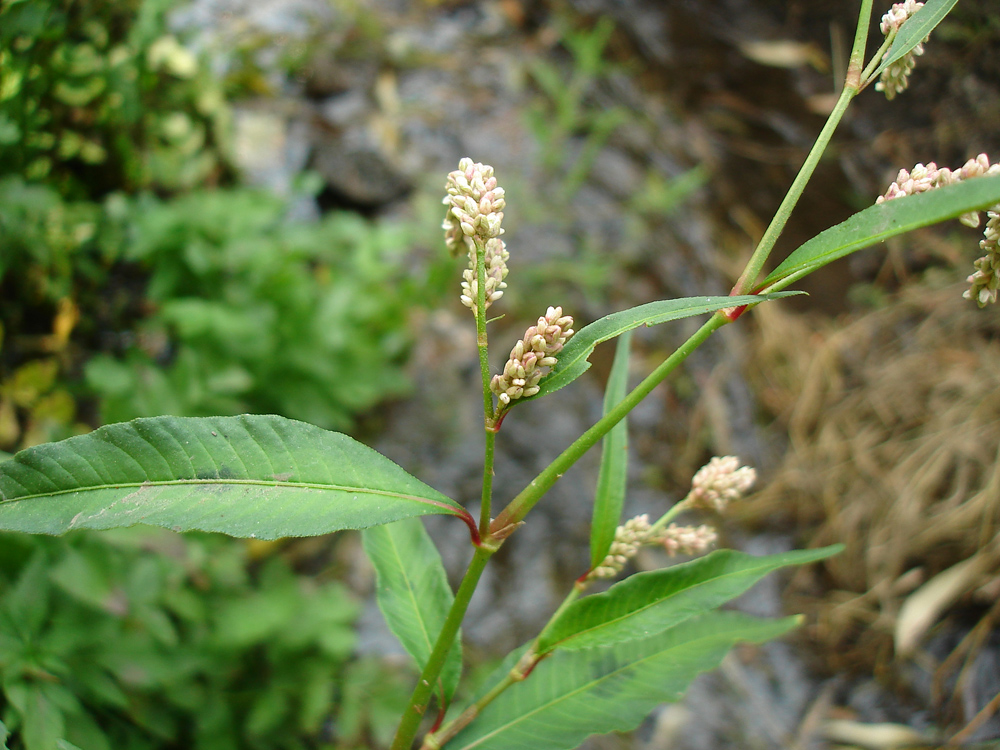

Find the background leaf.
xmin=0 ymin=415 xmax=468 ymax=539
xmin=450 ymin=612 xmax=799 ymax=750
xmin=871 ymin=0 xmax=958 ymax=80
xmin=589 ymin=330 xmax=631 ymax=570
xmin=533 ymin=292 xmax=801 ymax=399
xmin=21 ymin=685 xmax=64 ymax=750
xmin=540 ymin=547 xmax=840 ymax=653
xmin=362 ymin=518 xmax=463 ymax=703
xmin=761 ymin=176 xmax=1000 ymax=292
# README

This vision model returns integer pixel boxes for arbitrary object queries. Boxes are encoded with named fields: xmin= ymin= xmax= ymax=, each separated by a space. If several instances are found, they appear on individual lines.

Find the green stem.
xmin=474 ymin=239 xmax=495 ymax=534
xmin=648 ymin=496 xmax=692 ymax=536
xmin=731 ymin=0 xmax=872 ymax=296
xmin=391 ymin=546 xmax=493 ymax=750
xmin=731 ymin=86 xmax=857 ymax=295
xmin=492 ymin=313 xmax=727 ymax=532
xmin=859 ymin=35 xmax=893 ymax=90
xmin=480 ymin=431 xmax=496 ymax=540
xmin=423 ymin=582 xmax=587 ymax=749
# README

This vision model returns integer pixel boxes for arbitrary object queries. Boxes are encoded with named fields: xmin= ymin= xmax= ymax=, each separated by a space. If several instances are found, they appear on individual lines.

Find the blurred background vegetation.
xmin=2 ymin=0 xmax=999 ymax=747
xmin=0 ymin=0 xmax=456 ymax=746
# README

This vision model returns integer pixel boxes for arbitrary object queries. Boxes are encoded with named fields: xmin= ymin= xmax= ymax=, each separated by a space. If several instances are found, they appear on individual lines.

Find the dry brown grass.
xmin=741 ymin=274 xmax=1000 ymax=678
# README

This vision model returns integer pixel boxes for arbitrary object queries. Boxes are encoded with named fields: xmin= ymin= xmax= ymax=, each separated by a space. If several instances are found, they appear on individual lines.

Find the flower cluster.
xmin=490 ymin=307 xmax=574 ymax=409
xmin=443 ymin=158 xmax=510 ymax=314
xmin=460 ymin=238 xmax=509 ymax=313
xmin=967 ymin=211 xmax=1000 ymax=307
xmin=685 ymin=456 xmax=757 ymax=512
xmin=589 ymin=515 xmax=652 ymax=580
xmin=874 ymin=0 xmax=927 ymax=100
xmin=585 ymin=456 xmax=760 ymax=581
xmin=588 ymin=516 xmax=720 ymax=581
xmin=876 ymin=154 xmax=1000 ymax=306
xmin=658 ymin=523 xmax=718 ymax=557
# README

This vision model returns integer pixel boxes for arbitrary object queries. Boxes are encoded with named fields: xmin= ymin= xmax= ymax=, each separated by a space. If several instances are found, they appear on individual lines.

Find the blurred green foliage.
xmin=525 ymin=16 xmax=629 ymax=202
xmin=0 ymin=0 xmax=229 ymax=196
xmin=0 ymin=529 xmax=358 ymax=750
xmin=0 ymin=1 xmax=453 ymax=747
xmin=84 ymin=187 xmax=435 ymax=428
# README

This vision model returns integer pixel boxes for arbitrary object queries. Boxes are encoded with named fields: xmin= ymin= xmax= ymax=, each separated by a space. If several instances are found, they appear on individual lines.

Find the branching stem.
xmin=390 ymin=546 xmax=493 ymax=750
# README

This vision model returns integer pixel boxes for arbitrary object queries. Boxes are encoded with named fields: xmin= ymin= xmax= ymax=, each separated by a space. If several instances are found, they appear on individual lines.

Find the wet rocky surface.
xmin=175 ymin=0 xmax=1000 ymax=746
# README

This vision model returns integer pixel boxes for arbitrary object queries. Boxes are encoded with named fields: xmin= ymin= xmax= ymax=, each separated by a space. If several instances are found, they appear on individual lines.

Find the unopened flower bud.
xmin=653 ymin=523 xmax=718 ymax=557
xmin=874 ymin=1 xmax=928 ymax=100
xmin=444 ymin=158 xmax=511 ymax=313
xmin=490 ymin=307 xmax=574 ymax=414
xmin=589 ymin=515 xmax=652 ymax=580
xmin=686 ymin=456 xmax=756 ymax=512
xmin=876 ymin=154 xmax=1000 ymax=306
xmin=965 ymin=210 xmax=1000 ymax=307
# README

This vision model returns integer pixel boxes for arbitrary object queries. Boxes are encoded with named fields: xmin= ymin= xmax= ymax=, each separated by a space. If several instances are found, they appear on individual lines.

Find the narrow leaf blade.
xmin=534 ymin=292 xmax=801 ymax=398
xmin=0 ymin=415 xmax=467 ymax=540
xmin=450 ymin=612 xmax=800 ymax=750
xmin=539 ymin=546 xmax=840 ymax=653
xmin=871 ymin=0 xmax=958 ymax=80
xmin=362 ymin=518 xmax=463 ymax=702
xmin=589 ymin=330 xmax=631 ymax=570
xmin=761 ymin=176 xmax=1000 ymax=291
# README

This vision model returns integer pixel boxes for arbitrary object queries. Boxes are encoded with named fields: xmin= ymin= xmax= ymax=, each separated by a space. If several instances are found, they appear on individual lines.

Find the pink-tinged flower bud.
xmin=588 ymin=515 xmax=653 ymax=580
xmin=965 ymin=210 xmax=1000 ymax=307
xmin=490 ymin=307 xmax=574 ymax=413
xmin=874 ymin=1 xmax=927 ymax=100
xmin=654 ymin=523 xmax=718 ymax=557
xmin=686 ymin=456 xmax=756 ymax=512
xmin=875 ymin=154 xmax=1000 ymax=306
xmin=444 ymin=158 xmax=511 ymax=314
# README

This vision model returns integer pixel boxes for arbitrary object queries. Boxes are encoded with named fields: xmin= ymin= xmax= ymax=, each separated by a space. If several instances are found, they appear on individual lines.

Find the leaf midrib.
xmin=458 ymin=619 xmax=780 ymax=749
xmin=385 ymin=525 xmax=436 ymax=657
xmin=548 ymin=556 xmax=787 ymax=650
xmin=0 ymin=478 xmax=458 ymax=512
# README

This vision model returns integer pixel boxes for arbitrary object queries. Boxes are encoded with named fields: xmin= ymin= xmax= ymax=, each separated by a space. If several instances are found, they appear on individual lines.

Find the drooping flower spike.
xmin=876 ymin=154 xmax=1000 ymax=306
xmin=874 ymin=0 xmax=928 ymax=100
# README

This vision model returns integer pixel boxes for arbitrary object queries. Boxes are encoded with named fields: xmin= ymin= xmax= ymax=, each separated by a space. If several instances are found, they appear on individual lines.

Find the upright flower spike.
xmin=442 ymin=158 xmax=510 ymax=315
xmin=876 ymin=154 xmax=1000 ymax=305
xmin=685 ymin=456 xmax=756 ymax=513
xmin=875 ymin=0 xmax=928 ymax=100
xmin=460 ymin=238 xmax=509 ymax=313
xmin=490 ymin=306 xmax=574 ymax=416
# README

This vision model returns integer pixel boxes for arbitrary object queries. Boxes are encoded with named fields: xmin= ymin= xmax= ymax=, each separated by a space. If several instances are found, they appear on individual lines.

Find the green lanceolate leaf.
xmin=533 ymin=292 xmax=802 ymax=399
xmin=871 ymin=0 xmax=958 ymax=81
xmin=538 ymin=546 xmax=840 ymax=653
xmin=589 ymin=330 xmax=631 ymax=570
xmin=449 ymin=611 xmax=799 ymax=750
xmin=362 ymin=518 xmax=463 ymax=703
xmin=0 ymin=415 xmax=470 ymax=540
xmin=761 ymin=176 xmax=1000 ymax=292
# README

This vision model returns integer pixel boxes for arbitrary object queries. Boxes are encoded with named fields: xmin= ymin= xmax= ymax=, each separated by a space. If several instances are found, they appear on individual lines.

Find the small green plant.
xmin=1 ymin=1 xmax=996 ymax=748
xmin=0 ymin=0 xmax=229 ymax=195
xmin=83 ymin=186 xmax=447 ymax=429
xmin=524 ymin=16 xmax=630 ymax=202
xmin=0 ymin=528 xmax=358 ymax=750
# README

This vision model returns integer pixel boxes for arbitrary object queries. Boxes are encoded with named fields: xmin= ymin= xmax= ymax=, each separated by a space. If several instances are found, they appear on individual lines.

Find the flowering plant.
xmin=1 ymin=1 xmax=998 ymax=748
